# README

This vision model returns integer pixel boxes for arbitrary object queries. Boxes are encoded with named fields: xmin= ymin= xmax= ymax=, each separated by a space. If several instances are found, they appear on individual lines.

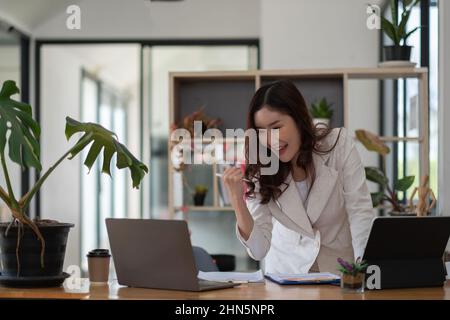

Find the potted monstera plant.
xmin=0 ymin=80 xmax=148 ymax=287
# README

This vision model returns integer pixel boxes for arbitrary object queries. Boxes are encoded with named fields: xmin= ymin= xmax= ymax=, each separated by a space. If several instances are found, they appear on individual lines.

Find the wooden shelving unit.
xmin=175 ymin=206 xmax=236 ymax=212
xmin=168 ymin=68 xmax=429 ymax=219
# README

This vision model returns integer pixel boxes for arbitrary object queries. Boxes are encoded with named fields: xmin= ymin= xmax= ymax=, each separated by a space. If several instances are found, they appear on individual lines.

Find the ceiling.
xmin=0 ymin=0 xmax=82 ymax=31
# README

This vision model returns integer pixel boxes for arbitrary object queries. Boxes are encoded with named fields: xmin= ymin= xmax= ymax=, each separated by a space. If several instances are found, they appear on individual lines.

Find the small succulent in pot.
xmin=337 ymin=257 xmax=368 ymax=293
xmin=310 ymin=98 xmax=333 ymax=127
xmin=193 ymin=184 xmax=208 ymax=206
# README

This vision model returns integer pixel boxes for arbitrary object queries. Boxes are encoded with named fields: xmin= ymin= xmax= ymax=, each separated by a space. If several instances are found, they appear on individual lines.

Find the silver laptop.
xmin=106 ymin=218 xmax=238 ymax=291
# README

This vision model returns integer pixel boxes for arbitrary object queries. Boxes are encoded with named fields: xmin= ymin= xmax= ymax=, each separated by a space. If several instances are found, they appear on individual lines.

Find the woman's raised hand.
xmin=222 ymin=167 xmax=245 ymax=202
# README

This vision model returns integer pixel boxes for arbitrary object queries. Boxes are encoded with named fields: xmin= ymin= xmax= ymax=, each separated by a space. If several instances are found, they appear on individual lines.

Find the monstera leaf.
xmin=65 ymin=117 xmax=148 ymax=188
xmin=0 ymin=80 xmax=41 ymax=170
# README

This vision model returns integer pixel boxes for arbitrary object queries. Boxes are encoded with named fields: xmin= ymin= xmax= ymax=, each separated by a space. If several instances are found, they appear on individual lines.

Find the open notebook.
xmin=265 ymin=273 xmax=340 ymax=285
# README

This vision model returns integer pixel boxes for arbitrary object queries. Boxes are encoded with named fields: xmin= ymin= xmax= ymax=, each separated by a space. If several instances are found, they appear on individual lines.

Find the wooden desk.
xmin=0 ymin=279 xmax=449 ymax=300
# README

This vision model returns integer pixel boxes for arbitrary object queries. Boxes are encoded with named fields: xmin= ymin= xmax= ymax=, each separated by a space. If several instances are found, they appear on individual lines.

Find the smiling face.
xmin=254 ymin=105 xmax=301 ymax=163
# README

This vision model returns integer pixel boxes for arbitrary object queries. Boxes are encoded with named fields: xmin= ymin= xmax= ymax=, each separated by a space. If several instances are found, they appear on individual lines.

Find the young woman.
xmin=222 ymin=80 xmax=375 ymax=274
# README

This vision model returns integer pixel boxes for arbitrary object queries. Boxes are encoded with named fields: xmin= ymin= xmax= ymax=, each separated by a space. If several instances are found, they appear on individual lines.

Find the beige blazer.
xmin=236 ymin=127 xmax=376 ymax=274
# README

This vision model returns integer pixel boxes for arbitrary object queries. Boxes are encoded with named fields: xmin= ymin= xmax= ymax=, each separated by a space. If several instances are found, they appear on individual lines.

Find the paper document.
xmin=198 ymin=270 xmax=265 ymax=283
xmin=265 ymin=272 xmax=340 ymax=285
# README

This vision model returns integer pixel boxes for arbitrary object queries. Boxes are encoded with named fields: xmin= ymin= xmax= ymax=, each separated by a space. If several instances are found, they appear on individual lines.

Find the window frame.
xmin=380 ymin=0 xmax=435 ymax=206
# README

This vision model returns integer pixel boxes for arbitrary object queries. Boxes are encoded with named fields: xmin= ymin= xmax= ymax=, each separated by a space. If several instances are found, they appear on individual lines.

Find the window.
xmin=144 ymin=45 xmax=258 ymax=219
xmin=81 ymin=70 xmax=130 ymax=271
xmin=381 ymin=1 xmax=437 ymax=206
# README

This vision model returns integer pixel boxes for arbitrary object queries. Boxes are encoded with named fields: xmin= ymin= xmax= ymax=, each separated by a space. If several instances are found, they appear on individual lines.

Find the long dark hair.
xmin=244 ymin=80 xmax=341 ymax=204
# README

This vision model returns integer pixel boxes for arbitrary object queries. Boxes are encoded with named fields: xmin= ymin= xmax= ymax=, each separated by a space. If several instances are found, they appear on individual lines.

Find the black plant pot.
xmin=0 ymin=222 xmax=74 ymax=278
xmin=193 ymin=193 xmax=207 ymax=206
xmin=383 ymin=45 xmax=412 ymax=61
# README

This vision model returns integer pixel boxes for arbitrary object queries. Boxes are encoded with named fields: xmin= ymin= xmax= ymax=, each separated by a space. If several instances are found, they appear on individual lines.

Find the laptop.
xmin=105 ymin=218 xmax=239 ymax=291
xmin=363 ymin=216 xmax=450 ymax=289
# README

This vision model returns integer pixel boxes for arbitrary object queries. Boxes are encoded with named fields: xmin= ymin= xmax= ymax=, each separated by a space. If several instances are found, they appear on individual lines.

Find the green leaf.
xmin=405 ymin=0 xmax=421 ymax=10
xmin=0 ymin=80 xmax=41 ymax=171
xmin=370 ymin=191 xmax=385 ymax=207
xmin=403 ymin=0 xmax=413 ymax=8
xmin=381 ymin=16 xmax=400 ymax=45
xmin=391 ymin=0 xmax=399 ymax=27
xmin=394 ymin=175 xmax=415 ymax=192
xmin=355 ymin=129 xmax=391 ymax=155
xmin=398 ymin=8 xmax=413 ymax=40
xmin=403 ymin=26 xmax=422 ymax=43
xmin=65 ymin=117 xmax=148 ymax=189
xmin=365 ymin=166 xmax=388 ymax=186
xmin=398 ymin=0 xmax=421 ymax=44
xmin=310 ymin=98 xmax=333 ymax=119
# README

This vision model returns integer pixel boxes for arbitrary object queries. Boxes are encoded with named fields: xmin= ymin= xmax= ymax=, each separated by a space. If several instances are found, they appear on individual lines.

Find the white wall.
xmin=261 ymin=0 xmax=381 ymax=69
xmin=40 ymin=47 xmax=82 ymax=269
xmin=33 ymin=0 xmax=260 ymax=39
xmin=438 ymin=0 xmax=450 ymax=226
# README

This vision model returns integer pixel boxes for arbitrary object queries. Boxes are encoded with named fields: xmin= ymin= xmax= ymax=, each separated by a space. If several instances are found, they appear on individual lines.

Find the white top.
xmin=295 ymin=180 xmax=309 ymax=206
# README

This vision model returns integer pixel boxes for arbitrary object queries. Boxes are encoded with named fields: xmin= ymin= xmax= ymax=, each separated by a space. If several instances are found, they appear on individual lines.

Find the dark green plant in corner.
xmin=310 ymin=98 xmax=334 ymax=119
xmin=381 ymin=0 xmax=421 ymax=46
xmin=355 ymin=129 xmax=414 ymax=212
xmin=0 ymin=80 xmax=148 ymax=274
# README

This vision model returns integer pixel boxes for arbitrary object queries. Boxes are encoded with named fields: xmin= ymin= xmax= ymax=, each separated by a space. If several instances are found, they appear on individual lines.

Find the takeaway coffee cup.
xmin=87 ymin=249 xmax=111 ymax=284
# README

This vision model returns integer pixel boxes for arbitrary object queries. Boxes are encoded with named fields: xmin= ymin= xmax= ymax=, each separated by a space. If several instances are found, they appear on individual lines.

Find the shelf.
xmin=169 ymin=67 xmax=429 ymax=219
xmin=352 ymin=135 xmax=422 ymax=142
xmin=175 ymin=206 xmax=235 ymax=212
xmin=379 ymin=136 xmax=421 ymax=142
xmin=170 ymin=67 xmax=428 ymax=81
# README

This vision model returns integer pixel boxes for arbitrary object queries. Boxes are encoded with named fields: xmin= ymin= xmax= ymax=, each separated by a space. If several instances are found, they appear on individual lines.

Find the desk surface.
xmin=0 ymin=279 xmax=449 ymax=300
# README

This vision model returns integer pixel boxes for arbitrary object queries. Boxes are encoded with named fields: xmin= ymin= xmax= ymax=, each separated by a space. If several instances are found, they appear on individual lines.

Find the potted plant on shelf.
xmin=355 ymin=129 xmax=415 ymax=215
xmin=0 ymin=80 xmax=148 ymax=287
xmin=381 ymin=0 xmax=422 ymax=63
xmin=193 ymin=185 xmax=208 ymax=206
xmin=310 ymin=98 xmax=333 ymax=128
xmin=337 ymin=257 xmax=368 ymax=293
